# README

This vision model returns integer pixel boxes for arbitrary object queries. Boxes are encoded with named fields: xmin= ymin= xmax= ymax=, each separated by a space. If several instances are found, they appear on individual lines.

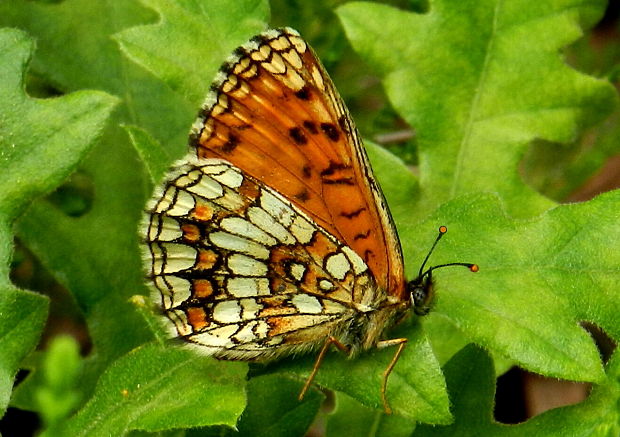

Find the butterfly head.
xmin=407 ymin=226 xmax=478 ymax=316
xmin=407 ymin=272 xmax=435 ymax=316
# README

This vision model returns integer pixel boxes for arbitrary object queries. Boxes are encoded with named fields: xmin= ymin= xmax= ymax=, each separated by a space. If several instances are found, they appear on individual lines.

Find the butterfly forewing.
xmin=188 ymin=28 xmax=405 ymax=297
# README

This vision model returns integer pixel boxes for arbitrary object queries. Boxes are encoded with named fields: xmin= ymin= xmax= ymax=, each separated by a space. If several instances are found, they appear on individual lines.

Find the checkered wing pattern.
xmin=189 ymin=28 xmax=405 ymax=298
xmin=144 ymin=157 xmax=382 ymax=359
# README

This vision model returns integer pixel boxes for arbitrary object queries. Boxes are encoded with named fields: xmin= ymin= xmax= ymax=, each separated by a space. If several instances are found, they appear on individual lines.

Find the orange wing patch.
xmin=189 ymin=28 xmax=405 ymax=298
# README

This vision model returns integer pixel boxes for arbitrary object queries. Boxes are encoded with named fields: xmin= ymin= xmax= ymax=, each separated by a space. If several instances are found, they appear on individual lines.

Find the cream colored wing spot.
xmin=153 ymin=186 xmax=195 ymax=216
xmin=220 ymin=217 xmax=277 ymax=246
xmin=325 ymin=252 xmax=351 ymax=281
xmin=250 ymin=43 xmax=270 ymax=62
xmin=212 ymin=167 xmax=243 ymax=188
xmin=323 ymin=300 xmax=347 ymax=314
xmin=234 ymin=321 xmax=259 ymax=342
xmin=149 ymin=185 xmax=172 ymax=212
xmin=282 ymin=49 xmax=302 ymax=70
xmin=270 ymin=34 xmax=290 ymax=51
xmin=289 ymin=262 xmax=306 ymax=282
xmin=155 ymin=275 xmax=192 ymax=309
xmin=167 ymin=190 xmax=196 ymax=216
xmin=213 ymin=300 xmax=242 ymax=323
xmin=154 ymin=243 xmax=197 ymax=274
xmin=290 ymin=215 xmax=315 ymax=244
xmin=232 ymin=56 xmax=251 ymax=75
xmin=166 ymin=309 xmax=192 ymax=336
xmin=311 ymin=66 xmax=325 ymax=91
xmin=199 ymin=163 xmax=230 ymax=175
xmin=262 ymin=51 xmax=287 ymax=74
xmin=231 ymin=79 xmax=251 ymax=98
xmin=240 ymin=298 xmax=261 ymax=320
xmin=221 ymin=73 xmax=238 ymax=93
xmin=291 ymin=294 xmax=323 ymax=314
xmin=185 ymin=175 xmax=224 ymax=200
xmin=192 ymin=325 xmax=237 ymax=347
xmin=148 ymin=215 xmax=183 ymax=242
xmin=288 ymin=33 xmax=307 ymax=54
xmin=211 ymin=94 xmax=230 ymax=117
xmin=227 ymin=253 xmax=268 ymax=277
xmin=342 ymin=246 xmax=368 ymax=275
xmin=212 ymin=190 xmax=245 ymax=211
xmin=319 ymin=279 xmax=335 ymax=292
xmin=255 ymin=320 xmax=270 ymax=339
xmin=174 ymin=169 xmax=202 ymax=188
xmin=159 ymin=216 xmax=185 ymax=241
xmin=278 ymin=69 xmax=305 ymax=92
xmin=247 ymin=206 xmax=295 ymax=244
xmin=227 ymin=277 xmax=271 ymax=297
xmin=209 ymin=231 xmax=270 ymax=260
xmin=260 ymin=190 xmax=294 ymax=226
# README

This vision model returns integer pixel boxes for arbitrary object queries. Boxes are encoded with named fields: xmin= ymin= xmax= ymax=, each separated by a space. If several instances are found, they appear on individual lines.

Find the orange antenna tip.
xmin=470 ymin=264 xmax=479 ymax=273
xmin=438 ymin=225 xmax=447 ymax=234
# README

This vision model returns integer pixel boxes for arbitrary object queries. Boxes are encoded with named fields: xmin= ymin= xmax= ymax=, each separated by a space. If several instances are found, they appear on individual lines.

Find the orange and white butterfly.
xmin=142 ymin=27 xmax=476 ymax=413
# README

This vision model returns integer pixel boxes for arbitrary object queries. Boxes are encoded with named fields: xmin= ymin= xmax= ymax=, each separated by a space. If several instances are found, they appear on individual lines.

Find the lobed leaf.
xmin=272 ymin=323 xmax=451 ymax=423
xmin=338 ymin=0 xmax=618 ymax=218
xmin=327 ymin=392 xmax=417 ymax=437
xmin=414 ymin=344 xmax=620 ymax=436
xmin=0 ymin=27 xmax=117 ymax=415
xmin=114 ymin=0 xmax=270 ymax=106
xmin=60 ymin=344 xmax=247 ymax=435
xmin=399 ymin=191 xmax=619 ymax=383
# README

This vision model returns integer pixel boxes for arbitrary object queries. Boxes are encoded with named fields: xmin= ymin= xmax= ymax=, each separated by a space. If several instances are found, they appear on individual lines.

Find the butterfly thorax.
xmin=335 ymin=281 xmax=410 ymax=356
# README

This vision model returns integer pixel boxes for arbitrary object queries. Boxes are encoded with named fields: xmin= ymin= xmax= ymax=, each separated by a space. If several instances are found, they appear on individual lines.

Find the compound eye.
xmin=409 ymin=280 xmax=434 ymax=316
xmin=412 ymin=287 xmax=426 ymax=305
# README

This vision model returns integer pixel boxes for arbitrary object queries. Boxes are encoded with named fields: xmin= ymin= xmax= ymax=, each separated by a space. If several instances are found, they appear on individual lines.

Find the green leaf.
xmin=413 ymin=345 xmax=496 ymax=436
xmin=414 ymin=344 xmax=620 ymax=436
xmin=36 ymin=335 xmax=83 ymax=435
xmin=114 ymin=0 xmax=270 ymax=106
xmin=186 ymin=374 xmax=326 ymax=437
xmin=367 ymin=140 xmax=420 ymax=227
xmin=520 ymin=20 xmax=620 ymax=202
xmin=236 ymin=374 xmax=324 ymax=437
xmin=327 ymin=392 xmax=416 ymax=437
xmin=271 ymin=323 xmax=451 ymax=423
xmin=0 ymin=282 xmax=47 ymax=417
xmin=0 ymin=28 xmax=118 ymax=222
xmin=0 ymin=27 xmax=116 ymax=415
xmin=123 ymin=124 xmax=173 ymax=185
xmin=522 ymin=23 xmax=620 ymax=202
xmin=338 ymin=0 xmax=618 ymax=218
xmin=60 ymin=344 xmax=247 ymax=436
xmin=0 ymin=0 xmax=196 ymax=397
xmin=523 ymin=111 xmax=620 ymax=201
xmin=398 ymin=191 xmax=619 ymax=383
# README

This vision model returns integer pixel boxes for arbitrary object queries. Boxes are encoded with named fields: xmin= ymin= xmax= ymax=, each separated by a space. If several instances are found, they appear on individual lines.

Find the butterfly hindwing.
xmin=143 ymin=157 xmax=379 ymax=359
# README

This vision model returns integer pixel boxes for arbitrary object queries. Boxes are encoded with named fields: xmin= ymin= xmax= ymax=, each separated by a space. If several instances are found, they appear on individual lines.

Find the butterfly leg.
xmin=298 ymin=336 xmax=349 ymax=401
xmin=376 ymin=338 xmax=408 ymax=415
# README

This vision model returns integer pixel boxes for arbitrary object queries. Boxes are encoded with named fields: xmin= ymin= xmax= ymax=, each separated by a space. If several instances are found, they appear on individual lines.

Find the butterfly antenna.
xmin=417 ymin=226 xmax=479 ymax=279
xmin=422 ymin=262 xmax=479 ymax=278
xmin=417 ymin=226 xmax=448 ymax=278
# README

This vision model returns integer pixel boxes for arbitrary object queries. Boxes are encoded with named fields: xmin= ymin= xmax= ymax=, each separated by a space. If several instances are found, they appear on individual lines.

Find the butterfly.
xmin=142 ymin=27 xmax=477 ymax=414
